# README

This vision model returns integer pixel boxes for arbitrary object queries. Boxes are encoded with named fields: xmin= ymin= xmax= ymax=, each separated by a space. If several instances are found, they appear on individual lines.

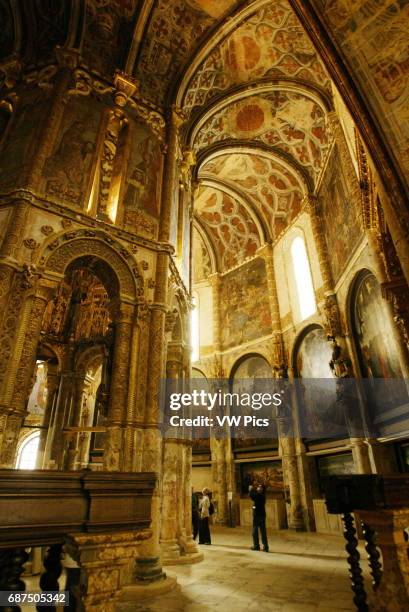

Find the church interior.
xmin=1 ymin=1 xmax=409 ymax=610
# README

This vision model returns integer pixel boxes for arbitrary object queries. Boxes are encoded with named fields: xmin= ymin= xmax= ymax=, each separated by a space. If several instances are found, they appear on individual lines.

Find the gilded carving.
xmin=44 ymin=235 xmax=138 ymax=301
xmin=68 ymin=68 xmax=114 ymax=98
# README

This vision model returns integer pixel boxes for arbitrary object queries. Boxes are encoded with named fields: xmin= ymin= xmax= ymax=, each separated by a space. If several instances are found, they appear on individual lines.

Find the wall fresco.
xmin=319 ymin=144 xmax=364 ymax=282
xmin=134 ymin=0 xmax=218 ymax=104
xmin=220 ymin=258 xmax=272 ymax=349
xmin=122 ymin=120 xmax=163 ymax=235
xmin=41 ymin=97 xmax=102 ymax=208
xmin=312 ymin=0 xmax=409 ymax=185
xmin=0 ymin=90 xmax=50 ymax=192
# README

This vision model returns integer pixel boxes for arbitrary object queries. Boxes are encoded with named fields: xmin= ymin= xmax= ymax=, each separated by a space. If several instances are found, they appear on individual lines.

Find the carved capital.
xmin=113 ymin=70 xmax=139 ymax=107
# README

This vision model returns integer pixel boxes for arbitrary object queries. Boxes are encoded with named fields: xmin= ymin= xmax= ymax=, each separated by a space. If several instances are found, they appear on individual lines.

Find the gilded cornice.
xmin=0 ymin=190 xmax=174 ymax=256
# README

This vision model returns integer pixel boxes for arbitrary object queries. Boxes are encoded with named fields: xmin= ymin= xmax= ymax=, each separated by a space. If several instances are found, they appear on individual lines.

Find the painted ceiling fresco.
xmin=309 ymin=0 xmax=409 ymax=187
xmin=133 ymin=0 xmax=242 ymax=104
xmin=193 ymin=92 xmax=329 ymax=182
xmin=183 ymin=1 xmax=331 ymax=115
xmin=195 ymin=186 xmax=261 ymax=271
xmin=192 ymin=226 xmax=213 ymax=282
xmin=200 ymin=153 xmax=303 ymax=237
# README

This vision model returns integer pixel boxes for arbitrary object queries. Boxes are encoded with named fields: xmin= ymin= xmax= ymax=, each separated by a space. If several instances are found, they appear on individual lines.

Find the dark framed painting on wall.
xmin=239 ymin=460 xmax=284 ymax=495
xmin=294 ymin=326 xmax=345 ymax=439
xmin=316 ymin=452 xmax=355 ymax=493
xmin=351 ymin=271 xmax=409 ymax=431
xmin=230 ymin=355 xmax=277 ymax=450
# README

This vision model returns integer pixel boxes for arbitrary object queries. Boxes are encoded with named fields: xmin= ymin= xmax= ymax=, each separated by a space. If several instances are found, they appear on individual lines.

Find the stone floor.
xmin=118 ymin=527 xmax=367 ymax=612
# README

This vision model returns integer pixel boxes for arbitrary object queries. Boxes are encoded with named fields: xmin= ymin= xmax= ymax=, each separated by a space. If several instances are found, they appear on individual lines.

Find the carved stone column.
xmin=46 ymin=366 xmax=76 ymax=469
xmin=96 ymin=109 xmax=128 ymax=222
xmin=160 ymin=359 xmax=180 ymax=561
xmin=277 ymin=407 xmax=305 ymax=531
xmin=65 ymin=372 xmax=88 ymax=471
xmin=304 ymin=194 xmax=372 ymax=472
xmin=36 ymin=366 xmax=60 ymax=468
xmin=0 ymin=280 xmax=55 ymax=468
xmin=103 ymin=303 xmax=134 ymax=472
xmin=136 ymin=108 xmax=185 ymax=589
xmin=257 ymin=244 xmax=285 ymax=371
xmin=209 ymin=273 xmax=222 ymax=354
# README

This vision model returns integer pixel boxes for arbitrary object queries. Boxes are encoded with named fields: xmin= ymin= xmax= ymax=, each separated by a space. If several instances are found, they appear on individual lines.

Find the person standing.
xmin=249 ymin=483 xmax=269 ymax=552
xmin=192 ymin=489 xmax=199 ymax=540
xmin=198 ymin=487 xmax=211 ymax=544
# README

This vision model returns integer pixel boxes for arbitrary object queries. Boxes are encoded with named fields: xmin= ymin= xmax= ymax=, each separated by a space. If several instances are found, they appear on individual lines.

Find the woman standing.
xmin=198 ymin=487 xmax=212 ymax=545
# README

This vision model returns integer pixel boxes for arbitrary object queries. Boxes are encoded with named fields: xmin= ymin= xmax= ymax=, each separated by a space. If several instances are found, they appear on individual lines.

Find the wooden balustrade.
xmin=0 ymin=470 xmax=156 ymax=611
xmin=323 ymin=474 xmax=409 ymax=612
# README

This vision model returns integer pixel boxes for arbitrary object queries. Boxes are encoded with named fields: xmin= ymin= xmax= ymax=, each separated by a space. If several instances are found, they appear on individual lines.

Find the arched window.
xmin=16 ymin=431 xmax=41 ymax=470
xmin=291 ymin=236 xmax=316 ymax=320
xmin=191 ymin=294 xmax=200 ymax=363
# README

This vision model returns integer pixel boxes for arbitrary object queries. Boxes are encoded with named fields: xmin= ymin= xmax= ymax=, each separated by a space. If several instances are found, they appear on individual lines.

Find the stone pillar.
xmin=257 ymin=244 xmax=286 ymax=371
xmin=160 ymin=358 xmax=181 ymax=561
xmin=135 ymin=107 xmax=186 ymax=591
xmin=65 ymin=372 xmax=88 ymax=471
xmin=0 ymin=280 xmax=55 ymax=467
xmin=96 ymin=109 xmax=128 ymax=222
xmin=304 ymin=193 xmax=372 ymax=473
xmin=210 ymin=436 xmax=230 ymax=524
xmin=36 ymin=366 xmax=60 ymax=469
xmin=46 ymin=367 xmax=76 ymax=469
xmin=277 ymin=407 xmax=305 ymax=531
xmin=209 ymin=273 xmax=222 ymax=355
xmin=103 ymin=303 xmax=134 ymax=472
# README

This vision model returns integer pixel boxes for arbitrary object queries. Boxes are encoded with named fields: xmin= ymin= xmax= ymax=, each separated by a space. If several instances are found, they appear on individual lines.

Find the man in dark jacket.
xmin=249 ymin=483 xmax=269 ymax=552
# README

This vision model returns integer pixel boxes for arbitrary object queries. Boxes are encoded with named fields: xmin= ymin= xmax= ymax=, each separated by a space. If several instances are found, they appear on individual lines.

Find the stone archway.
xmin=0 ymin=234 xmax=143 ymax=469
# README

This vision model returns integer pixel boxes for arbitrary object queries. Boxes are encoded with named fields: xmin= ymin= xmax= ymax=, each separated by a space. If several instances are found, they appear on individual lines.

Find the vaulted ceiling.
xmin=1 ymin=0 xmax=407 ymax=275
xmin=181 ymin=0 xmax=333 ymax=273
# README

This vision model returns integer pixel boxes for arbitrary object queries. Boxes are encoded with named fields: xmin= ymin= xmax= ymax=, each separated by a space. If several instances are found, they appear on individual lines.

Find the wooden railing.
xmin=0 ymin=470 xmax=156 ymax=611
xmin=323 ymin=474 xmax=409 ymax=612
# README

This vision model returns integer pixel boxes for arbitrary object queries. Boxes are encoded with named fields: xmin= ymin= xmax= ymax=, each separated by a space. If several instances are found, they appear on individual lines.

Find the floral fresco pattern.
xmin=311 ymin=0 xmax=409 ymax=184
xmin=183 ymin=2 xmax=330 ymax=114
xmin=201 ymin=152 xmax=303 ymax=238
xmin=134 ymin=0 xmax=240 ymax=104
xmin=195 ymin=186 xmax=261 ymax=271
xmin=194 ymin=92 xmax=329 ymax=183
